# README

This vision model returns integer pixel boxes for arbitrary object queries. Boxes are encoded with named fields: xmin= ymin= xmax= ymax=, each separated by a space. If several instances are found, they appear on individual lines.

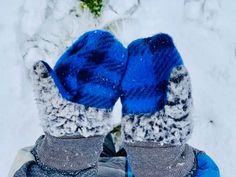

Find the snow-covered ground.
xmin=0 ymin=0 xmax=236 ymax=176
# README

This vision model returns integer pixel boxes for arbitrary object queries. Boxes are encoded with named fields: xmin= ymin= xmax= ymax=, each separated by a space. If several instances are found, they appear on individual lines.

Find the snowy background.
xmin=0 ymin=0 xmax=236 ymax=176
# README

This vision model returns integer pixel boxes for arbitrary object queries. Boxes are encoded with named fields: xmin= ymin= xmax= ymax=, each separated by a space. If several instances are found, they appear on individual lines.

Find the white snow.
xmin=0 ymin=0 xmax=236 ymax=176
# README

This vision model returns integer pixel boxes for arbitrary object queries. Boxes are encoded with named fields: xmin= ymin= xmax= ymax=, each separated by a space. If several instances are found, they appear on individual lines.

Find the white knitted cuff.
xmin=31 ymin=61 xmax=113 ymax=137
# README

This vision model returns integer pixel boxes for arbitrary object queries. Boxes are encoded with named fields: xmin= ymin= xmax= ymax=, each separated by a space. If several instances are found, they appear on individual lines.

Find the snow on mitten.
xmin=30 ymin=30 xmax=127 ymax=173
xmin=121 ymin=34 xmax=195 ymax=177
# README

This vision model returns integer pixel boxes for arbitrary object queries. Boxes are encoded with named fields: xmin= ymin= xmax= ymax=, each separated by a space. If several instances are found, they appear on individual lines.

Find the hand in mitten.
xmin=30 ymin=30 xmax=127 ymax=175
xmin=121 ymin=34 xmax=195 ymax=177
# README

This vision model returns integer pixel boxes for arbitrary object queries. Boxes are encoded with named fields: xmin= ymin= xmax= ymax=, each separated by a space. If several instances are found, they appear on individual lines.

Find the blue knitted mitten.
xmin=121 ymin=34 xmax=194 ymax=177
xmin=29 ymin=30 xmax=127 ymax=173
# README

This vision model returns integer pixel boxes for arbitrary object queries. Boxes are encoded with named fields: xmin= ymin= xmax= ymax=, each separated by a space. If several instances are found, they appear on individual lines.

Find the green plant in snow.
xmin=80 ymin=0 xmax=103 ymax=17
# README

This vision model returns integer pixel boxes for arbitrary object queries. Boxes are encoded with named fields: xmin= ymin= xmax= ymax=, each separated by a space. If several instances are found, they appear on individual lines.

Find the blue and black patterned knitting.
xmin=121 ymin=33 xmax=184 ymax=114
xmin=53 ymin=30 xmax=128 ymax=109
